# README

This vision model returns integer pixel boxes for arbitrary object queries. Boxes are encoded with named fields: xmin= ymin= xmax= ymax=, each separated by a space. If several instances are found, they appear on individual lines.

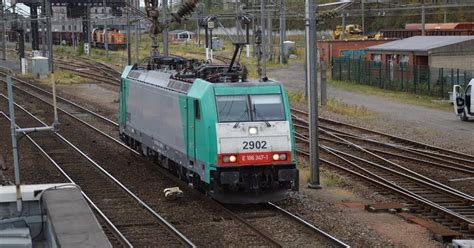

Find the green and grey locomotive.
xmin=119 ymin=56 xmax=298 ymax=203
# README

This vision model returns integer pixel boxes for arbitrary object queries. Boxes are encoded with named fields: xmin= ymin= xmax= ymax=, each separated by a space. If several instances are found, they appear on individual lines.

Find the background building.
xmin=366 ymin=36 xmax=474 ymax=71
xmin=317 ymin=38 xmax=396 ymax=64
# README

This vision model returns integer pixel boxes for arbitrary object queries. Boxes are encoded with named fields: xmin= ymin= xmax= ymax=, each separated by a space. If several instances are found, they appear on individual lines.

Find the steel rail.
xmin=319 ymin=127 xmax=474 ymax=202
xmin=77 ymin=58 xmax=122 ymax=79
xmin=319 ymin=135 xmax=474 ymax=175
xmin=0 ymin=112 xmax=133 ymax=247
xmin=319 ymin=155 xmax=474 ymax=229
xmin=295 ymin=147 xmax=474 ymax=229
xmin=323 ymin=144 xmax=474 ymax=203
xmin=0 ymin=74 xmax=119 ymax=126
xmin=291 ymin=107 xmax=474 ymax=161
xmin=293 ymin=114 xmax=474 ymax=167
xmin=0 ymin=94 xmax=197 ymax=248
xmin=294 ymin=116 xmax=474 ymax=195
xmin=311 ymin=123 xmax=474 ymax=167
xmin=215 ymin=201 xmax=284 ymax=247
xmin=294 ymin=124 xmax=474 ymax=174
xmin=55 ymin=64 xmax=119 ymax=85
xmin=267 ymin=202 xmax=351 ymax=248
xmin=295 ymin=133 xmax=474 ymax=203
xmin=294 ymin=135 xmax=474 ymax=230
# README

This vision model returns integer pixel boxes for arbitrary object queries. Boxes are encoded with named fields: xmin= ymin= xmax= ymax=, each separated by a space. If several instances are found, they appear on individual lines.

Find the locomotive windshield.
xmin=250 ymin=95 xmax=285 ymax=121
xmin=216 ymin=95 xmax=251 ymax=122
xmin=216 ymin=94 xmax=285 ymax=122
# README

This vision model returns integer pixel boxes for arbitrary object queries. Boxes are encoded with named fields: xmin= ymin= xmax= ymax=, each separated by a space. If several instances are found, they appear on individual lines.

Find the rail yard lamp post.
xmin=103 ymin=0 xmax=109 ymax=57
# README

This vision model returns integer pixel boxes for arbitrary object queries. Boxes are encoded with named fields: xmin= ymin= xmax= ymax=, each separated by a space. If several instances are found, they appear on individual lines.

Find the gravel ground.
xmin=287 ymin=185 xmax=442 ymax=248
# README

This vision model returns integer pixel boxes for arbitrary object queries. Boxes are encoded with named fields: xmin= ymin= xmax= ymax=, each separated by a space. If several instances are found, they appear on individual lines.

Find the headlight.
xmin=223 ymin=156 xmax=230 ymax=163
xmin=229 ymin=155 xmax=237 ymax=162
xmin=279 ymin=154 xmax=287 ymax=160
xmin=248 ymin=127 xmax=258 ymax=135
xmin=273 ymin=154 xmax=280 ymax=161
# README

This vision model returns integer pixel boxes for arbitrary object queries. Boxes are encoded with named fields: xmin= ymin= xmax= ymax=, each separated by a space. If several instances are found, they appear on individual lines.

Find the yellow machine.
xmin=332 ymin=24 xmax=366 ymax=40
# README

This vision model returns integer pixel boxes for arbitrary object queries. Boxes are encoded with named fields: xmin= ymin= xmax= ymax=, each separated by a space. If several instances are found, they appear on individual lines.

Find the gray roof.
xmin=366 ymin=36 xmax=474 ymax=52
xmin=169 ymin=29 xmax=195 ymax=34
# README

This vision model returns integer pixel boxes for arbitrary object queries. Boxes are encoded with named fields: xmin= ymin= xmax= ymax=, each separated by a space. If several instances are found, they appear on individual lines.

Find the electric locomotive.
xmin=119 ymin=56 xmax=298 ymax=203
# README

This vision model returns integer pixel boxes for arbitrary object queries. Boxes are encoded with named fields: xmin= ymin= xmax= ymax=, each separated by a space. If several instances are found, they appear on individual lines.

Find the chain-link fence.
xmin=331 ymin=58 xmax=474 ymax=99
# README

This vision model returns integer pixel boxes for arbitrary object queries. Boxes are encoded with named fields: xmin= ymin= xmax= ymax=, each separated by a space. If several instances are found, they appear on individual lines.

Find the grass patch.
xmin=297 ymin=157 xmax=347 ymax=187
xmin=29 ymin=70 xmax=89 ymax=85
xmin=329 ymin=79 xmax=452 ymax=111
xmin=287 ymin=90 xmax=374 ymax=118
xmin=320 ymin=168 xmax=347 ymax=187
xmin=325 ymin=98 xmax=373 ymax=118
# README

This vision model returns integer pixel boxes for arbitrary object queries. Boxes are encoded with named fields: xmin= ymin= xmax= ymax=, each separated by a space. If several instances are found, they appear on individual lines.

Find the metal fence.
xmin=331 ymin=58 xmax=474 ymax=99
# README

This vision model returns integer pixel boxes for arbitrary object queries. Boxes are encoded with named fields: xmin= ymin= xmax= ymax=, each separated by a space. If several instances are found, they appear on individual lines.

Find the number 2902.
xmin=243 ymin=141 xmax=267 ymax=150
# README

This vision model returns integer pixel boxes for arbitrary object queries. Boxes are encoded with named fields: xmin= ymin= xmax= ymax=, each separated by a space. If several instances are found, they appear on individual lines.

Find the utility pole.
xmin=236 ymin=0 xmax=240 ymax=43
xmin=135 ymin=0 xmax=139 ymax=64
xmin=267 ymin=4 xmax=273 ymax=61
xmin=103 ymin=0 xmax=109 ymax=57
xmin=126 ymin=0 xmax=131 ymax=65
xmin=444 ymin=0 xmax=447 ymax=23
xmin=41 ymin=7 xmax=46 ymax=56
xmin=279 ymin=0 xmax=285 ymax=64
xmin=361 ymin=0 xmax=365 ymax=35
xmin=421 ymin=0 xmax=425 ymax=36
xmin=2 ymin=1 xmax=6 ymax=61
xmin=197 ymin=3 xmax=202 ymax=47
xmin=306 ymin=0 xmax=321 ymax=189
xmin=46 ymin=0 xmax=53 ymax=72
xmin=260 ymin=0 xmax=266 ymax=79
xmin=162 ymin=0 xmax=169 ymax=56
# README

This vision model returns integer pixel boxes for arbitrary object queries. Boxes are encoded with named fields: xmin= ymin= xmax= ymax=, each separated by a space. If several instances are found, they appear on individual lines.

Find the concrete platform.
xmin=42 ymin=187 xmax=112 ymax=248
xmin=0 ymin=184 xmax=111 ymax=247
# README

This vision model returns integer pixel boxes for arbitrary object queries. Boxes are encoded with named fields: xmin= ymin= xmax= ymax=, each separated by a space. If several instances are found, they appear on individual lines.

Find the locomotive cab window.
xmin=216 ymin=95 xmax=250 ymax=122
xmin=250 ymin=95 xmax=285 ymax=121
xmin=194 ymin=99 xmax=201 ymax=120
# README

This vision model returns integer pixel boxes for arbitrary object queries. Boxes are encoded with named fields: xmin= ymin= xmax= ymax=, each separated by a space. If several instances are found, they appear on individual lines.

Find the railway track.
xmin=227 ymin=202 xmax=350 ymax=247
xmin=291 ymin=108 xmax=474 ymax=237
xmin=291 ymin=108 xmax=474 ymax=180
xmin=0 ymin=97 xmax=194 ymax=247
xmin=0 ymin=75 xmax=349 ymax=247
xmin=292 ymin=107 xmax=474 ymax=165
xmin=54 ymin=58 xmax=120 ymax=86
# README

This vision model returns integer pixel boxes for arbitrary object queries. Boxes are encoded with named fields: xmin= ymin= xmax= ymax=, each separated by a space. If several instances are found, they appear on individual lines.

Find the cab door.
xmin=187 ymin=98 xmax=198 ymax=163
xmin=453 ymin=85 xmax=465 ymax=116
xmin=467 ymin=84 xmax=472 ymax=115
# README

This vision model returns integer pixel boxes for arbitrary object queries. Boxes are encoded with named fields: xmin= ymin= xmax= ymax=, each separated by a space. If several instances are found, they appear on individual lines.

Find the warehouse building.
xmin=365 ymin=36 xmax=474 ymax=71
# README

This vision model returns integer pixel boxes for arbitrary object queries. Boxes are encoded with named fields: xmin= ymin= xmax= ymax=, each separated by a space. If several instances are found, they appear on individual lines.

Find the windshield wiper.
xmin=233 ymin=109 xmax=249 ymax=128
xmin=253 ymin=107 xmax=271 ymax=127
